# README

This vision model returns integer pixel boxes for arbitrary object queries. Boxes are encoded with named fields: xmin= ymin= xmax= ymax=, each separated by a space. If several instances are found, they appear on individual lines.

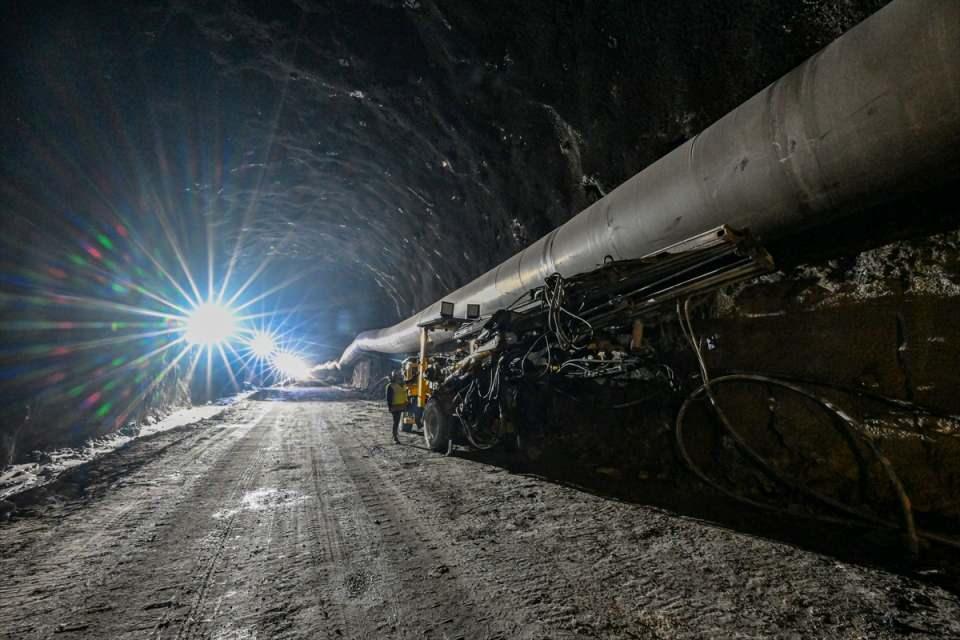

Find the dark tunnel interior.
xmin=2 ymin=1 xmax=886 ymax=440
xmin=2 ymin=2 xmax=960 ymax=636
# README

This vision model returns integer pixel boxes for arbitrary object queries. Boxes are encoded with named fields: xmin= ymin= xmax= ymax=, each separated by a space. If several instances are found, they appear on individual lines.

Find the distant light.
xmin=183 ymin=302 xmax=237 ymax=346
xmin=273 ymin=351 xmax=311 ymax=380
xmin=248 ymin=331 xmax=277 ymax=358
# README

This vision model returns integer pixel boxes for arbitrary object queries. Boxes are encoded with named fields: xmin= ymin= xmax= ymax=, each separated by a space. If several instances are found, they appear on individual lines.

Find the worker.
xmin=385 ymin=371 xmax=408 ymax=443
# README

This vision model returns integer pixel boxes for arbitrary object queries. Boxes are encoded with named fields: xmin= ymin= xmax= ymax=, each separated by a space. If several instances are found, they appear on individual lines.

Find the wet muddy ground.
xmin=2 ymin=388 xmax=959 ymax=639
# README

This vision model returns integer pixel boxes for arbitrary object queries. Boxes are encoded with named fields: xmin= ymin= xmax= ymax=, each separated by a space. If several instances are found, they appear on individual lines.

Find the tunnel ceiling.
xmin=0 ymin=0 xmax=888 ymax=358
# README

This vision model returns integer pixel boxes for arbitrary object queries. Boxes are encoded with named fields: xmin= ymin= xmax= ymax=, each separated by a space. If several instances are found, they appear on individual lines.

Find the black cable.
xmin=670 ymin=297 xmax=960 ymax=557
xmin=718 ymin=369 xmax=960 ymax=434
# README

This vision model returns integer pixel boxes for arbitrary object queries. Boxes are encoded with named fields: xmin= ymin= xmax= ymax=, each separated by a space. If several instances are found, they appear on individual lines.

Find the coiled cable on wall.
xmin=673 ymin=297 xmax=960 ymax=557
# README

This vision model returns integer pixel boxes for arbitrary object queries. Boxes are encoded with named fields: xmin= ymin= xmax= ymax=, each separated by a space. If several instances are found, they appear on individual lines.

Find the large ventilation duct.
xmin=338 ymin=0 xmax=960 ymax=368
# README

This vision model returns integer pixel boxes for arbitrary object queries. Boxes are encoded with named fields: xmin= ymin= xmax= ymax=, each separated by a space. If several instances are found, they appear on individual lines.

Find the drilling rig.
xmin=407 ymin=226 xmax=772 ymax=453
xmin=337 ymin=0 xmax=959 ymax=556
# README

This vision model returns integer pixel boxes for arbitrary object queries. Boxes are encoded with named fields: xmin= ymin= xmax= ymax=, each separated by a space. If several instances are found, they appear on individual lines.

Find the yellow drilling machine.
xmin=397 ymin=301 xmax=478 ymax=435
xmin=393 ymin=227 xmax=773 ymax=454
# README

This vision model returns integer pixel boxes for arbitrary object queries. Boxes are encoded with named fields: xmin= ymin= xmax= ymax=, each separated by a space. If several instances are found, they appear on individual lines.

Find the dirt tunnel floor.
xmin=2 ymin=388 xmax=959 ymax=639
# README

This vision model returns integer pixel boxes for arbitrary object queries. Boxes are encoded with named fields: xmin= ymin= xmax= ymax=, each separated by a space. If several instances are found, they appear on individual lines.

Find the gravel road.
xmin=2 ymin=388 xmax=959 ymax=639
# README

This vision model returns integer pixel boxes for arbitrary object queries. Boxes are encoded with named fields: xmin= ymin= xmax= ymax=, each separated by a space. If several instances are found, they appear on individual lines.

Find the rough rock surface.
xmin=1 ymin=0 xmax=891 ymax=329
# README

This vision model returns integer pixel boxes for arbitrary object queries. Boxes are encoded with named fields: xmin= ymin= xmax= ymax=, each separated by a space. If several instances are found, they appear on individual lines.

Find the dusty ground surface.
xmin=2 ymin=388 xmax=959 ymax=640
xmin=0 ymin=398 xmax=249 ymax=501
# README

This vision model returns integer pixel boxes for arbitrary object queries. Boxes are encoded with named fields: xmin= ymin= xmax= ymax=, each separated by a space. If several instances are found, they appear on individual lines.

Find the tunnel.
xmin=2 ymin=1 xmax=960 ymax=638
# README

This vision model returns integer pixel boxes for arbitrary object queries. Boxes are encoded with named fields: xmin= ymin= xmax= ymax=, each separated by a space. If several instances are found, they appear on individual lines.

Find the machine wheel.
xmin=422 ymin=398 xmax=450 ymax=452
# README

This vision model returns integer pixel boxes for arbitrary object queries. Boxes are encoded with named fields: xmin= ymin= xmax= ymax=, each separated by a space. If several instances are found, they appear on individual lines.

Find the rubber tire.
xmin=422 ymin=398 xmax=450 ymax=453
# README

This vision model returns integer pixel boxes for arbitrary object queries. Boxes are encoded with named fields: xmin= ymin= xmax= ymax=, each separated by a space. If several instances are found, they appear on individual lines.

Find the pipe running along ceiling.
xmin=337 ymin=0 xmax=960 ymax=368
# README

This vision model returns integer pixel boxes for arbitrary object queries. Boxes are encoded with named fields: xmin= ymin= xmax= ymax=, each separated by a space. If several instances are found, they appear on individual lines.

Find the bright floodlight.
xmin=273 ymin=351 xmax=311 ymax=380
xmin=248 ymin=331 xmax=277 ymax=358
xmin=184 ymin=302 xmax=238 ymax=346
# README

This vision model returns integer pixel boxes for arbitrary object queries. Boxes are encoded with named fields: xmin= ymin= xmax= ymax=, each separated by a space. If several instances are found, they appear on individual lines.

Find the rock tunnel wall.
xmin=0 ymin=352 xmax=192 ymax=470
xmin=699 ymin=227 xmax=960 ymax=522
xmin=6 ymin=0 xmax=960 ymax=473
xmin=0 ymin=215 xmax=191 ymax=468
xmin=525 ymin=221 xmax=960 ymax=532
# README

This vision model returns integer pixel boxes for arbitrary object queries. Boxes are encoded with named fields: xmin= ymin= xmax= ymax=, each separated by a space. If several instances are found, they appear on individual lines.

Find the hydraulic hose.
xmin=674 ymin=298 xmax=960 ymax=557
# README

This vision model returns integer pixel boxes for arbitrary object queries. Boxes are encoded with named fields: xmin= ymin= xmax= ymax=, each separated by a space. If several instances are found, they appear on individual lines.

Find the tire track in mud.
xmin=236 ymin=418 xmax=305 ymax=640
xmin=0 ymin=404 xmax=270 ymax=639
xmin=64 ymin=404 xmax=274 ymax=639
xmin=311 ymin=406 xmax=511 ymax=639
xmin=4 ymin=393 xmax=960 ymax=640
xmin=333 ymin=407 xmax=575 ymax=638
xmin=306 ymin=446 xmax=354 ymax=638
xmin=328 ymin=399 xmax=960 ymax=639
xmin=159 ymin=404 xmax=279 ymax=640
xmin=359 ymin=400 xmax=749 ymax=638
xmin=309 ymin=420 xmax=419 ymax=637
xmin=197 ymin=402 xmax=350 ymax=640
xmin=147 ymin=402 xmax=344 ymax=640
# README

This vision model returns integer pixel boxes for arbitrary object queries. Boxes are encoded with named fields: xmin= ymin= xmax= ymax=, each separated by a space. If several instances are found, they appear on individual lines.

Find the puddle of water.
xmin=212 ymin=622 xmax=257 ymax=640
xmin=213 ymin=487 xmax=309 ymax=519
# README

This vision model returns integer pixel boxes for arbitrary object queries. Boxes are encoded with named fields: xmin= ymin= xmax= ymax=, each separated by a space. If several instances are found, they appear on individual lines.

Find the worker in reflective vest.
xmin=385 ymin=372 xmax=408 ymax=442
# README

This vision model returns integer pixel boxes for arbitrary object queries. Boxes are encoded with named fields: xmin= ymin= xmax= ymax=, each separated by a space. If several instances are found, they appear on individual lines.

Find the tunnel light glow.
xmin=272 ymin=351 xmax=311 ymax=381
xmin=183 ymin=302 xmax=238 ymax=346
xmin=247 ymin=331 xmax=277 ymax=358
